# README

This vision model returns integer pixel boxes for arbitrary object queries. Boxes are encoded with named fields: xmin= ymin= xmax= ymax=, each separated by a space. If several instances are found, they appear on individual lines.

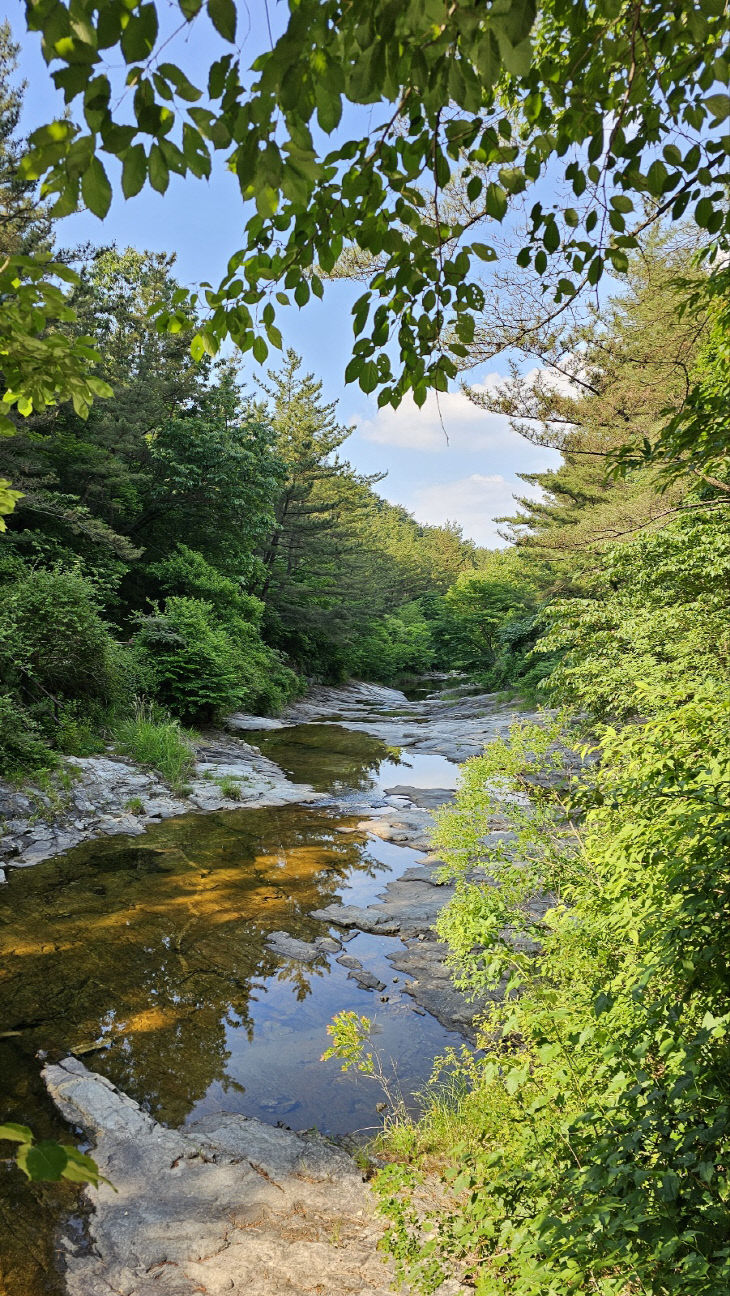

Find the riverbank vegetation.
xmin=328 ymin=243 xmax=730 ymax=1295
xmin=0 ymin=31 xmax=487 ymax=780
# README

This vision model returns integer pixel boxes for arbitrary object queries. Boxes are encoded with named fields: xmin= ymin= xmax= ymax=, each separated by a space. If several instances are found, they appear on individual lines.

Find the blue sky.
xmin=13 ymin=2 xmax=560 ymax=547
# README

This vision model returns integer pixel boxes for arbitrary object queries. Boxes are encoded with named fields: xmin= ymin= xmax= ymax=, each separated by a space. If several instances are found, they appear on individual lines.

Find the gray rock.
xmin=227 ymin=713 xmax=289 ymax=731
xmin=315 ymin=935 xmax=342 ymax=953
xmin=311 ymin=904 xmax=402 ymax=935
xmin=383 ymin=785 xmax=455 ymax=810
xmin=266 ymin=931 xmax=321 ymax=964
xmin=44 ymin=1058 xmax=396 ymax=1296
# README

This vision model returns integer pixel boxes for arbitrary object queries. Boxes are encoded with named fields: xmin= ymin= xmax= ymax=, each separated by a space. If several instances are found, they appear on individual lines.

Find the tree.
xmin=17 ymin=0 xmax=730 ymax=411
xmin=254 ymin=350 xmax=384 ymax=670
xmin=0 ymin=28 xmax=112 ymax=526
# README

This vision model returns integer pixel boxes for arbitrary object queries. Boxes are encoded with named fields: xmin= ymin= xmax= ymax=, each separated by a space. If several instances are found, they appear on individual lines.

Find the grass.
xmin=124 ymin=796 xmax=145 ymax=815
xmin=216 ymin=774 xmax=248 ymax=800
xmin=114 ymin=703 xmax=197 ymax=794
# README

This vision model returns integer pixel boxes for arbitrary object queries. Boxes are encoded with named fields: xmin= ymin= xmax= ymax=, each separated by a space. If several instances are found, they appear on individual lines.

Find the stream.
xmin=0 ymin=679 xmax=522 ymax=1295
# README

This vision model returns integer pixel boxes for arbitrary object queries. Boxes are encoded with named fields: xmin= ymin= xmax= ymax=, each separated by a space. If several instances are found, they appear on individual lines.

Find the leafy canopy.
xmin=19 ymin=0 xmax=730 ymax=405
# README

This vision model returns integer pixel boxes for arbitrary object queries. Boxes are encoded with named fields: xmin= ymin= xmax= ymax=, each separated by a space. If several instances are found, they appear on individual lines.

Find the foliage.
xmin=0 ymin=692 xmax=55 ymax=774
xmin=19 ymin=0 xmax=730 ymax=408
xmin=132 ymin=596 xmax=243 ymax=722
xmin=0 ymin=27 xmax=111 ymax=524
xmin=374 ymin=695 xmax=730 ymax=1294
xmin=540 ymin=513 xmax=730 ymax=718
xmin=0 ymin=566 xmax=117 ymax=714
xmin=113 ymin=702 xmax=196 ymax=791
xmin=350 ymin=602 xmax=435 ymax=684
xmin=0 ymin=1123 xmax=109 ymax=1187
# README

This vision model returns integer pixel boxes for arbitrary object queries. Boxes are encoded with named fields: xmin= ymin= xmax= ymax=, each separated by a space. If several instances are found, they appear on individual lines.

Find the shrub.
xmin=231 ymin=624 xmax=300 ymax=713
xmin=114 ymin=703 xmax=196 ymax=791
xmin=0 ymin=567 xmax=116 ymax=708
xmin=147 ymin=544 xmax=265 ymax=628
xmin=132 ymin=597 xmax=243 ymax=721
xmin=0 ymin=693 xmax=56 ymax=777
xmin=370 ymin=698 xmax=730 ymax=1296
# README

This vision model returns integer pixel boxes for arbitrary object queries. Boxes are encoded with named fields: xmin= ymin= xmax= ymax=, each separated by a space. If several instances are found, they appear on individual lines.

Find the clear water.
xmin=0 ymin=720 xmax=462 ymax=1295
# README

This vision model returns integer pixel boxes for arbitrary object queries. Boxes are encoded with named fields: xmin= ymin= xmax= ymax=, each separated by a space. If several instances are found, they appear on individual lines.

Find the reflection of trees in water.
xmin=251 ymin=723 xmax=404 ymax=794
xmin=0 ymin=806 xmax=371 ymax=1128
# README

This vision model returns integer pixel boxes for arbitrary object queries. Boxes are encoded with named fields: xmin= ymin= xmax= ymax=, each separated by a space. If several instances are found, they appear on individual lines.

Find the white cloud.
xmin=400 ymin=473 xmax=544 ymax=548
xmin=353 ymin=378 xmax=511 ymax=454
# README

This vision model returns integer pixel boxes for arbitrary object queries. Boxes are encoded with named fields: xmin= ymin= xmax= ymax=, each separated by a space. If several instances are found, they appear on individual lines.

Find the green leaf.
xmin=704 ymin=92 xmax=730 ymax=123
xmin=120 ymin=5 xmax=158 ymax=64
xmin=252 ymin=335 xmax=268 ymax=363
xmin=17 ymin=1141 xmax=68 ymax=1182
xmin=122 ymin=145 xmax=147 ymax=198
xmin=485 ymin=182 xmax=508 ymax=221
xmin=148 ymin=143 xmax=170 ymax=193
xmin=81 ymin=156 xmax=112 ymax=219
xmin=157 ymin=62 xmax=202 ymax=102
xmin=360 ymin=360 xmax=378 ymax=393
xmin=0 ymin=1123 xmax=33 ymax=1144
xmin=207 ymin=0 xmax=237 ymax=42
xmin=255 ymin=184 xmax=278 ymax=217
xmin=179 ymin=0 xmax=203 ymax=17
xmin=543 ymin=219 xmax=560 ymax=253
xmin=472 ymin=242 xmax=497 ymax=262
xmin=60 ymin=1147 xmax=103 ymax=1187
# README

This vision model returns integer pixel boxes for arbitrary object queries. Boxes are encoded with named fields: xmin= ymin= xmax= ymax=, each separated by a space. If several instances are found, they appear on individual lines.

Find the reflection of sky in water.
xmin=0 ymin=720 xmax=463 ymax=1293
xmin=249 ymin=722 xmax=459 ymax=799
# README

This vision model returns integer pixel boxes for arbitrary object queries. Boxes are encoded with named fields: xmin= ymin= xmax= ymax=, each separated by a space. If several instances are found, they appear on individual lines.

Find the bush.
xmin=231 ymin=624 xmax=300 ymax=713
xmin=134 ymin=595 xmax=300 ymax=720
xmin=114 ymin=703 xmax=196 ymax=791
xmin=0 ymin=567 xmax=117 ymax=708
xmin=371 ymin=698 xmax=730 ymax=1296
xmin=132 ymin=597 xmax=243 ymax=721
xmin=0 ymin=693 xmax=56 ymax=776
xmin=147 ymin=544 xmax=265 ymax=629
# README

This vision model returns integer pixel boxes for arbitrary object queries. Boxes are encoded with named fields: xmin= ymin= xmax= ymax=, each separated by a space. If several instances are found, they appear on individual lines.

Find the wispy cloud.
xmin=391 ymin=472 xmax=544 ymax=548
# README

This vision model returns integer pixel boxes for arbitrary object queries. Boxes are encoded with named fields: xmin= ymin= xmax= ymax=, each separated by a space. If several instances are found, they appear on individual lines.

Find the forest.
xmin=1 ymin=1 xmax=729 ymax=1294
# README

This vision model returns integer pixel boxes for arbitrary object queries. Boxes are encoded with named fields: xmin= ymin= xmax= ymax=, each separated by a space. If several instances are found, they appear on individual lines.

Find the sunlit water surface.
xmin=0 ymin=719 xmax=461 ymax=1294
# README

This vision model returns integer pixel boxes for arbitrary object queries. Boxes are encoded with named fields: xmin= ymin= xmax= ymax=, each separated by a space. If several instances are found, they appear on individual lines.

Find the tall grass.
xmin=114 ymin=703 xmax=196 ymax=792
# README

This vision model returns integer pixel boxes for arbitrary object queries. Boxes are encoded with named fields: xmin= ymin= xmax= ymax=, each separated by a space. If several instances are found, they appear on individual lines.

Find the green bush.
xmin=0 ymin=567 xmax=117 ymax=708
xmin=371 ymin=698 xmax=730 ymax=1296
xmin=114 ymin=703 xmax=196 ymax=791
xmin=0 ymin=693 xmax=56 ymax=776
xmin=133 ymin=597 xmax=243 ymax=721
xmin=230 ymin=623 xmax=300 ymax=713
xmin=133 ymin=594 xmax=299 ymax=720
xmin=147 ymin=544 xmax=265 ymax=628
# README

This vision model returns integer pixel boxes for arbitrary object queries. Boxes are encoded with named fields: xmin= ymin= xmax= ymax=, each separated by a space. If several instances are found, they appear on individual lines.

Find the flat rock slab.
xmin=227 ymin=713 xmax=290 ymax=732
xmin=266 ymin=931 xmax=322 ymax=964
xmin=311 ymin=903 xmax=402 ymax=935
xmin=384 ymin=785 xmax=455 ymax=810
xmin=389 ymin=939 xmax=497 ymax=1041
xmin=45 ymin=1057 xmax=397 ymax=1296
xmin=0 ymin=732 xmax=321 ymax=873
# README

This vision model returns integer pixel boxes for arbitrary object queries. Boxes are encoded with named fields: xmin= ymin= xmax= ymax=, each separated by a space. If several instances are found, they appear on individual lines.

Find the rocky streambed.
xmin=0 ymin=678 xmax=539 ymax=1296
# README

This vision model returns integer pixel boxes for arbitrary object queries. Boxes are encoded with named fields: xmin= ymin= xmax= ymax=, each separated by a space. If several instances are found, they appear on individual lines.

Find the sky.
xmin=12 ymin=2 xmax=561 ymax=548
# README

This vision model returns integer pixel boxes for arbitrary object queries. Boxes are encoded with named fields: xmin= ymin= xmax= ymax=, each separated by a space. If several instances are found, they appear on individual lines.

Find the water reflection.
xmin=248 ymin=723 xmax=403 ymax=794
xmin=0 ymin=714 xmax=462 ymax=1295
xmin=0 ymin=808 xmax=383 ymax=1127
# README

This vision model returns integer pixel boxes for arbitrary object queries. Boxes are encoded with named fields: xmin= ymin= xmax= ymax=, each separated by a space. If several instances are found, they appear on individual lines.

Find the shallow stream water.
xmin=0 ymin=710 xmax=463 ymax=1295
